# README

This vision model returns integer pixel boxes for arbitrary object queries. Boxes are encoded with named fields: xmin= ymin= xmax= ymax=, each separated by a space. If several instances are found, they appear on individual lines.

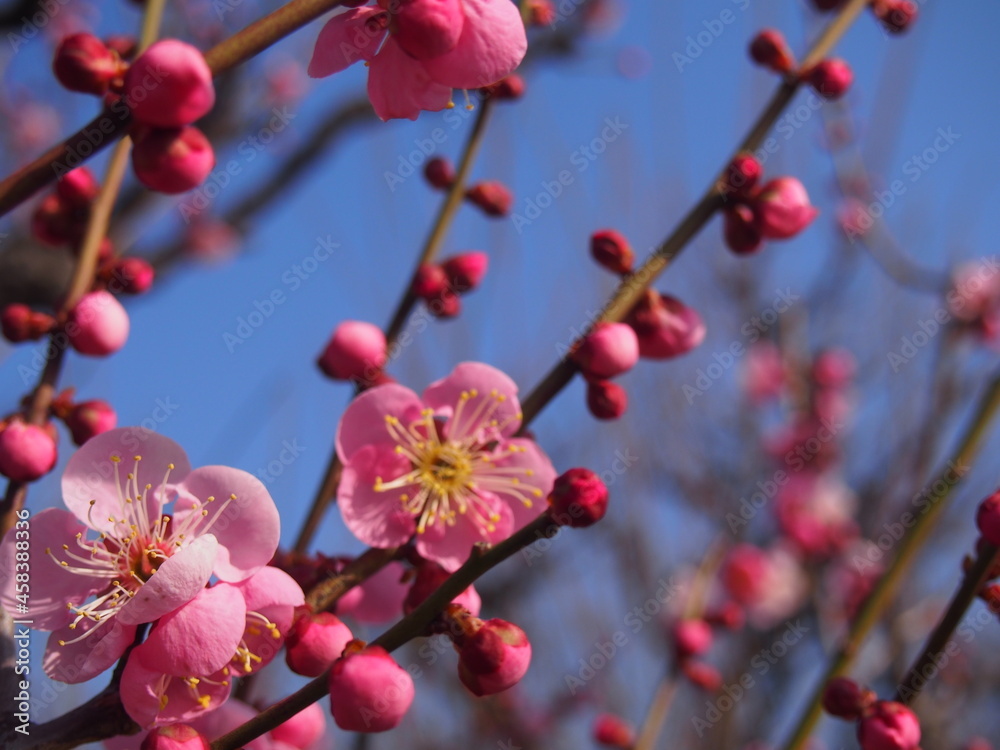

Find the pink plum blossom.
xmin=0 ymin=428 xmax=281 ymax=684
xmin=336 ymin=362 xmax=556 ymax=570
xmin=308 ymin=0 xmax=528 ymax=121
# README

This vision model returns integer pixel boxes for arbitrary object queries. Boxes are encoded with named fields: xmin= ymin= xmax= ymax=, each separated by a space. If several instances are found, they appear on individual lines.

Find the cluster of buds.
xmin=49 ymin=389 xmax=117 ymax=446
xmin=52 ymin=33 xmax=216 ymax=194
xmin=748 ymin=29 xmax=853 ymax=100
xmin=578 ymin=230 xmax=706 ymax=419
xmin=317 ymin=320 xmax=389 ymax=388
xmin=412 ymin=251 xmax=490 ymax=319
xmin=720 ymin=154 xmax=818 ymax=255
xmin=1 ymin=290 xmax=131 ymax=357
xmin=823 ymin=678 xmax=921 ymax=750
xmin=422 ymin=156 xmax=515 ymax=218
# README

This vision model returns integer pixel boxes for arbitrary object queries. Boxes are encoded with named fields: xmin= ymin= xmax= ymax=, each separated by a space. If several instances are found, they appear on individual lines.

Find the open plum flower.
xmin=308 ymin=0 xmax=527 ymax=120
xmin=336 ymin=362 xmax=556 ymax=570
xmin=0 ymin=428 xmax=281 ymax=683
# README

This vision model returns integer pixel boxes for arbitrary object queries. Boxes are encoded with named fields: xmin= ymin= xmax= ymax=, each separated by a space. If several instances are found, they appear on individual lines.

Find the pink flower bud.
xmin=673 ymin=619 xmax=713 ymax=660
xmin=31 ymin=192 xmax=85 ymax=246
xmin=857 ymin=701 xmax=921 ymax=750
xmin=124 ymin=39 xmax=215 ymax=128
xmin=873 ymin=0 xmax=917 ymax=33
xmin=586 ymin=379 xmax=628 ymax=420
xmin=572 ymin=322 xmax=639 ymax=380
xmin=412 ymin=264 xmax=449 ymax=300
xmin=751 ymin=177 xmax=818 ymax=239
xmin=822 ymin=677 xmax=875 ymax=720
xmin=285 ymin=611 xmax=354 ymax=677
xmin=53 ymin=33 xmax=122 ymax=95
xmin=749 ymin=29 xmax=796 ymax=74
xmin=442 ymin=252 xmax=489 ymax=293
xmin=67 ymin=290 xmax=130 ymax=357
xmin=721 ymin=544 xmax=770 ymax=605
xmin=424 ymin=157 xmax=455 ymax=190
xmin=140 ymin=724 xmax=210 ymax=750
xmin=976 ymin=491 xmax=1000 ymax=546
xmin=457 ymin=618 xmax=532 ymax=696
xmin=270 ymin=702 xmax=327 ymax=749
xmin=0 ymin=419 xmax=57 ymax=482
xmin=548 ymin=467 xmax=609 ymax=527
xmin=132 ymin=125 xmax=216 ymax=194
xmin=404 ymin=561 xmax=481 ymax=616
xmin=723 ymin=204 xmax=764 ymax=255
xmin=723 ymin=153 xmax=763 ymax=197
xmin=427 ymin=288 xmax=462 ymax=318
xmin=2 ymin=305 xmax=54 ymax=343
xmin=681 ymin=660 xmax=722 ymax=691
xmin=590 ymin=229 xmax=634 ymax=275
xmin=317 ymin=320 xmax=387 ymax=382
xmin=812 ymin=348 xmax=856 ymax=388
xmin=328 ymin=645 xmax=414 ymax=732
xmin=64 ymin=399 xmax=117 ymax=446
xmin=593 ymin=714 xmax=635 ymax=748
xmin=111 ymin=257 xmax=156 ymax=294
xmin=466 ymin=181 xmax=513 ymax=217
xmin=57 ymin=167 xmax=100 ymax=207
xmin=804 ymin=58 xmax=854 ymax=100
xmin=481 ymin=74 xmax=526 ymax=101
xmin=626 ymin=291 xmax=706 ymax=359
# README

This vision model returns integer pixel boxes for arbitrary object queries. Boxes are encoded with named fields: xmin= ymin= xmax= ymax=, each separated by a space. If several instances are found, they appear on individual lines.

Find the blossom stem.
xmin=520 ymin=0 xmax=871 ymax=426
xmin=0 ymin=0 xmax=350 ymax=217
xmin=777 ymin=372 xmax=1000 ymax=750
xmin=211 ymin=512 xmax=561 ymax=750
xmin=895 ymin=541 xmax=1000 ymax=703
xmin=292 ymin=99 xmax=496 ymax=555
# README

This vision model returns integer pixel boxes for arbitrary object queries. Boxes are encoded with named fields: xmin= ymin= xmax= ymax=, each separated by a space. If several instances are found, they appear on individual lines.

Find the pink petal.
xmin=420 ymin=0 xmax=527 ymax=89
xmin=235 ymin=565 xmax=305 ymax=613
xmin=336 ymin=561 xmax=408 ymax=623
xmin=393 ymin=0 xmax=465 ymax=60
xmin=117 ymin=534 xmax=217 ymax=625
xmin=173 ymin=466 xmax=280 ymax=581
xmin=415 ymin=491 xmax=512 ymax=571
xmin=339 ymin=444 xmax=417 ymax=548
xmin=1 ymin=508 xmax=102 ymax=629
xmin=121 ymin=651 xmax=232 ymax=729
xmin=308 ymin=7 xmax=388 ymax=78
xmin=61 ymin=427 xmax=191 ymax=535
xmin=485 ymin=438 xmax=556 ymax=529
xmin=139 ymin=585 xmax=247 ymax=676
xmin=367 ymin=37 xmax=453 ymax=121
xmin=423 ymin=361 xmax=522 ymax=440
xmin=43 ymin=618 xmax=137 ymax=684
xmin=335 ymin=383 xmax=426 ymax=462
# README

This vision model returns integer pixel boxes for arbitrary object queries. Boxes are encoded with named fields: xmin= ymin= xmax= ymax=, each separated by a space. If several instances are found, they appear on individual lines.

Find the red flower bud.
xmin=873 ymin=0 xmax=917 ymax=33
xmin=673 ymin=618 xmax=713 ymax=660
xmin=976 ymin=491 xmax=1000 ymax=546
xmin=750 ymin=177 xmax=818 ymax=239
xmin=804 ymin=58 xmax=854 ymax=100
xmin=705 ymin=601 xmax=745 ymax=630
xmin=681 ymin=660 xmax=722 ymax=691
xmin=31 ymin=192 xmax=86 ymax=247
xmin=723 ymin=153 xmax=763 ymax=197
xmin=593 ymin=714 xmax=635 ymax=748
xmin=427 ymin=288 xmax=462 ymax=318
xmin=56 ymin=167 xmax=100 ymax=207
xmin=586 ymin=379 xmax=628 ymax=420
xmin=590 ymin=229 xmax=634 ymax=274
xmin=548 ymin=467 xmax=609 ymax=527
xmin=404 ymin=561 xmax=481 ymax=616
xmin=626 ymin=291 xmax=706 ymax=359
xmin=412 ymin=263 xmax=450 ymax=299
xmin=857 ymin=701 xmax=921 ymax=750
xmin=317 ymin=320 xmax=387 ymax=382
xmin=132 ymin=126 xmax=216 ymax=194
xmin=572 ymin=322 xmax=639 ymax=380
xmin=481 ymin=74 xmax=526 ymax=100
xmin=822 ymin=677 xmax=875 ymax=719
xmin=466 ymin=181 xmax=513 ymax=217
xmin=64 ymin=399 xmax=118 ymax=446
xmin=2 ymin=305 xmax=54 ymax=343
xmin=424 ymin=156 xmax=455 ymax=190
xmin=457 ymin=618 xmax=532 ymax=696
xmin=723 ymin=204 xmax=764 ymax=255
xmin=442 ymin=251 xmax=489 ymax=292
xmin=110 ymin=257 xmax=156 ymax=295
xmin=53 ymin=33 xmax=122 ymax=95
xmin=749 ymin=29 xmax=796 ymax=74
